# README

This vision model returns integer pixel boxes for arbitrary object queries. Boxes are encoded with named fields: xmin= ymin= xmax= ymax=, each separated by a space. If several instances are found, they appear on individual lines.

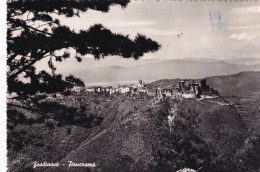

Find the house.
xmin=109 ymin=88 xmax=115 ymax=94
xmin=95 ymin=86 xmax=102 ymax=93
xmin=155 ymin=86 xmax=176 ymax=100
xmin=138 ymin=87 xmax=148 ymax=94
xmin=162 ymin=86 xmax=175 ymax=97
xmin=101 ymin=87 xmax=106 ymax=92
xmin=85 ymin=87 xmax=95 ymax=93
xmin=182 ymin=91 xmax=195 ymax=98
xmin=120 ymin=86 xmax=130 ymax=94
xmin=131 ymin=87 xmax=138 ymax=95
xmin=115 ymin=88 xmax=120 ymax=93
xmin=71 ymin=86 xmax=85 ymax=93
xmin=86 ymin=85 xmax=106 ymax=94
xmin=105 ymin=86 xmax=112 ymax=92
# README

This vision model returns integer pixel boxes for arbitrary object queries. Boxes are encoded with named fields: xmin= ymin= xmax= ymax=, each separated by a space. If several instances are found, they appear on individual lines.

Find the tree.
xmin=65 ymin=75 xmax=85 ymax=87
xmin=7 ymin=0 xmax=160 ymax=95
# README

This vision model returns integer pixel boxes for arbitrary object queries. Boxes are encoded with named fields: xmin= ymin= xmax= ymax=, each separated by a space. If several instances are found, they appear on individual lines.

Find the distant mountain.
xmin=71 ymin=59 xmax=260 ymax=84
xmin=223 ymin=57 xmax=260 ymax=66
xmin=178 ymin=57 xmax=260 ymax=66
xmin=150 ymin=78 xmax=180 ymax=87
xmin=206 ymin=71 xmax=260 ymax=97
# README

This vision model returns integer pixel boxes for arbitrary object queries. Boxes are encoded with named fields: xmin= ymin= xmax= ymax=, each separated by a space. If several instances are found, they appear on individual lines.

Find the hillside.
xmin=206 ymin=71 xmax=260 ymax=97
xmin=7 ymin=90 xmax=260 ymax=171
xmin=150 ymin=78 xmax=181 ymax=87
xmin=206 ymin=71 xmax=260 ymax=135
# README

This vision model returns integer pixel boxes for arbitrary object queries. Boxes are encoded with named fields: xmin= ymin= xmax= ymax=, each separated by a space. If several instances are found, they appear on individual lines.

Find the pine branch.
xmin=8 ymin=51 xmax=50 ymax=79
xmin=9 ymin=18 xmax=53 ymax=36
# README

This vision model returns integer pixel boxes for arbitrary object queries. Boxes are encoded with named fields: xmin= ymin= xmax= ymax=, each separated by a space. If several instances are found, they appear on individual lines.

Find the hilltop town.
xmin=68 ymin=78 xmax=219 ymax=101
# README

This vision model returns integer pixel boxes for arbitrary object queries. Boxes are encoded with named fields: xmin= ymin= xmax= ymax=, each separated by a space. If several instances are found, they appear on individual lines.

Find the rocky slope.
xmin=8 ymin=93 xmax=258 ymax=171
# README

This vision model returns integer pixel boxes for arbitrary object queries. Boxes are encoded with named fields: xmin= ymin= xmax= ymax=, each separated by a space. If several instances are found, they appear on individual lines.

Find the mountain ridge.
xmin=71 ymin=59 xmax=260 ymax=84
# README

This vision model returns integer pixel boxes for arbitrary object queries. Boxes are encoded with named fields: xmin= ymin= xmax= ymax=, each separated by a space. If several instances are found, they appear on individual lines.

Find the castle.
xmin=156 ymin=79 xmax=218 ymax=101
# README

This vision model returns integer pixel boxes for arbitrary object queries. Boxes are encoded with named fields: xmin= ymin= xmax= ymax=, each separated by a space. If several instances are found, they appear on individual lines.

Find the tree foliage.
xmin=65 ymin=74 xmax=85 ymax=87
xmin=7 ymin=0 xmax=160 ymax=95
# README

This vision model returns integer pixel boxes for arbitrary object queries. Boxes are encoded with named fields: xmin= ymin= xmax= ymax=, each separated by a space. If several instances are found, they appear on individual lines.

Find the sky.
xmin=32 ymin=1 xmax=260 ymax=78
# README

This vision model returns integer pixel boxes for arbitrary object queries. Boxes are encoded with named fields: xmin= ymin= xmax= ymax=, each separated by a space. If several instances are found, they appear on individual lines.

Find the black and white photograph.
xmin=5 ymin=0 xmax=260 ymax=171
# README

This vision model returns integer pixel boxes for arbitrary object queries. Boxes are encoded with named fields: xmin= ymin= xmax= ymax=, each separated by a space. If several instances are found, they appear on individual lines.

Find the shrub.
xmin=66 ymin=128 xmax=71 ymax=134
xmin=46 ymin=121 xmax=55 ymax=129
xmin=62 ymin=90 xmax=72 ymax=96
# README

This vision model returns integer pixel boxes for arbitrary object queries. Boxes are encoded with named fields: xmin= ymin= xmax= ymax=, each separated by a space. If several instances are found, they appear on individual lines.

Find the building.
xmin=199 ymin=79 xmax=218 ymax=98
xmin=71 ymin=86 xmax=85 ymax=93
xmin=138 ymin=87 xmax=148 ymax=94
xmin=177 ymin=79 xmax=202 ymax=98
xmin=120 ymin=87 xmax=130 ymax=94
xmin=137 ymin=79 xmax=145 ymax=87
xmin=85 ymin=87 xmax=95 ymax=93
xmin=155 ymin=79 xmax=218 ymax=100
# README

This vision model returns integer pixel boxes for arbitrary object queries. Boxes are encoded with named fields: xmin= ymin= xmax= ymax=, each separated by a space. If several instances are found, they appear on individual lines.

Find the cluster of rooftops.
xmin=70 ymin=79 xmax=218 ymax=100
xmin=71 ymin=79 xmax=148 ymax=95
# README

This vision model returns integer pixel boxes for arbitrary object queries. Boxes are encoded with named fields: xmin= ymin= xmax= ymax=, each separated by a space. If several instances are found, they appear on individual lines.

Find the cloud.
xmin=230 ymin=33 xmax=256 ymax=41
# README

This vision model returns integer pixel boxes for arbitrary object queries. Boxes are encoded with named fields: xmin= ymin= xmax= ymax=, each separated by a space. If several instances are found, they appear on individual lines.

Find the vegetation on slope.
xmin=7 ymin=92 xmax=259 ymax=172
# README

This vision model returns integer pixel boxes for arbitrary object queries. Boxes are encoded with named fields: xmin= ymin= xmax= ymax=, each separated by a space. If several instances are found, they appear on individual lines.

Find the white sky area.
xmin=33 ymin=1 xmax=260 ymax=73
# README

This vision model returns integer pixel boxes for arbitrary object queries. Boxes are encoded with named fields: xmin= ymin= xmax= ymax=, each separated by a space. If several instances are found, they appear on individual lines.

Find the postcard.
xmin=6 ymin=0 xmax=260 ymax=171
